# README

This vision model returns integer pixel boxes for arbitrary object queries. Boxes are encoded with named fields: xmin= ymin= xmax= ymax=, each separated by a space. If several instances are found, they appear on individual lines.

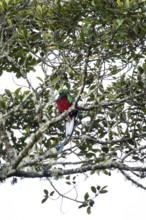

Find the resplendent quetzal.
xmin=56 ymin=90 xmax=78 ymax=154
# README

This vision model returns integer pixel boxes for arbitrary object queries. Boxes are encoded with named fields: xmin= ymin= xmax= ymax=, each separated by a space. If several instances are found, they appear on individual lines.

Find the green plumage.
xmin=67 ymin=93 xmax=74 ymax=104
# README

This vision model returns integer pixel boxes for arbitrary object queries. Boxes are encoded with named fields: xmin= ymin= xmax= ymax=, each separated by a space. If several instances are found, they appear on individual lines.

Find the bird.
xmin=56 ymin=89 xmax=78 ymax=154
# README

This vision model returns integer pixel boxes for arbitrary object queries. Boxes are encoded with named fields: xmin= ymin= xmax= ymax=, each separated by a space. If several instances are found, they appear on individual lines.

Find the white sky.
xmin=1 ymin=72 xmax=146 ymax=220
xmin=0 ymin=172 xmax=146 ymax=220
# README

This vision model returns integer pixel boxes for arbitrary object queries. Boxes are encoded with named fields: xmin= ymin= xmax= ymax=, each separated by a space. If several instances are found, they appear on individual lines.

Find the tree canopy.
xmin=0 ymin=0 xmax=146 ymax=214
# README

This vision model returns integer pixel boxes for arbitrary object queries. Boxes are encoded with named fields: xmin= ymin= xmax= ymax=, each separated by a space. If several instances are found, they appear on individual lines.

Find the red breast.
xmin=56 ymin=96 xmax=72 ymax=113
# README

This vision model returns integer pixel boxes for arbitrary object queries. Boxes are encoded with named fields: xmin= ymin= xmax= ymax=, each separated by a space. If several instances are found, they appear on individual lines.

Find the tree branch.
xmin=119 ymin=170 xmax=146 ymax=191
xmin=77 ymin=92 xmax=144 ymax=111
xmin=7 ymin=162 xmax=146 ymax=179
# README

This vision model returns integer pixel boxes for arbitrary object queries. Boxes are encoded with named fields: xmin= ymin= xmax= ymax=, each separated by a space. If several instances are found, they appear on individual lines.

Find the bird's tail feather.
xmin=58 ymin=114 xmax=77 ymax=155
xmin=58 ymin=137 xmax=70 ymax=155
xmin=65 ymin=117 xmax=75 ymax=137
xmin=58 ymin=117 xmax=75 ymax=155
xmin=58 ymin=142 xmax=65 ymax=155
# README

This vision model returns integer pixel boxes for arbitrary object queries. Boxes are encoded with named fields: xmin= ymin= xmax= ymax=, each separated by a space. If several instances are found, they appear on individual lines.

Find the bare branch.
xmin=119 ymin=170 xmax=146 ymax=191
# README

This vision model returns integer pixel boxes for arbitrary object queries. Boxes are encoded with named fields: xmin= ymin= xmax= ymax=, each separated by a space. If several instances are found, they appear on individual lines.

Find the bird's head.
xmin=59 ymin=89 xmax=69 ymax=96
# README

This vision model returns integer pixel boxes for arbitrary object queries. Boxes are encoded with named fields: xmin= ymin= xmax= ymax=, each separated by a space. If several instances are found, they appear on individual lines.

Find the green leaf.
xmin=91 ymin=0 xmax=96 ymax=7
xmin=84 ymin=192 xmax=89 ymax=201
xmin=101 ymin=185 xmax=108 ymax=190
xmin=41 ymin=197 xmax=48 ymax=204
xmin=37 ymin=76 xmax=44 ymax=82
xmin=14 ymin=88 xmax=21 ymax=96
xmin=36 ymin=5 xmax=42 ymax=14
xmin=41 ymin=189 xmax=49 ymax=203
xmin=125 ymin=0 xmax=130 ymax=8
xmin=0 ymin=2 xmax=4 ymax=13
xmin=50 ymin=75 xmax=61 ymax=86
xmin=117 ymin=0 xmax=124 ymax=7
xmin=26 ymin=9 xmax=34 ymax=16
xmin=0 ymin=97 xmax=6 ymax=108
xmin=87 ymin=206 xmax=91 ymax=214
xmin=5 ymin=89 xmax=12 ymax=97
xmin=100 ymin=186 xmax=108 ymax=194
xmin=66 ymin=175 xmax=70 ymax=180
xmin=66 ymin=181 xmax=71 ymax=185
xmin=4 ymin=0 xmax=11 ymax=6
xmin=103 ymin=170 xmax=111 ymax=176
xmin=99 ymin=189 xmax=108 ymax=194
xmin=78 ymin=202 xmax=88 ymax=209
xmin=6 ymin=18 xmax=12 ymax=26
xmin=91 ymin=186 xmax=97 ymax=194
xmin=115 ymin=19 xmax=124 ymax=28
xmin=50 ymin=191 xmax=55 ymax=196
xmin=25 ymin=127 xmax=30 ymax=134
xmin=44 ymin=189 xmax=48 ymax=196
xmin=97 ymin=185 xmax=101 ymax=191
xmin=143 ymin=63 xmax=146 ymax=70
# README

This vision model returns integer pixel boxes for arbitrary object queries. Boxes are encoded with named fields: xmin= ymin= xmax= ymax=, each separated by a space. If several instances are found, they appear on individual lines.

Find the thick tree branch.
xmin=7 ymin=162 xmax=146 ymax=179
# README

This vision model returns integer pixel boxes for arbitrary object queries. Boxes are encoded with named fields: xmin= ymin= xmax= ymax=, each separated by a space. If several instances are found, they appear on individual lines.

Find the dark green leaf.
xmin=87 ymin=206 xmax=91 ymax=214
xmin=84 ymin=192 xmax=89 ymax=201
xmin=91 ymin=186 xmax=96 ymax=194
xmin=41 ymin=197 xmax=48 ymax=204
xmin=50 ymin=191 xmax=55 ymax=196
xmin=66 ymin=181 xmax=71 ymax=185
xmin=100 ymin=190 xmax=108 ymax=194
xmin=5 ymin=89 xmax=12 ymax=97
xmin=44 ymin=189 xmax=48 ymax=196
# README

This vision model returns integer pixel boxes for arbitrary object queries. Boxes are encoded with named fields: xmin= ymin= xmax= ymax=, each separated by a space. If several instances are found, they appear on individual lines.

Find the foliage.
xmin=0 ymin=0 xmax=146 ymax=214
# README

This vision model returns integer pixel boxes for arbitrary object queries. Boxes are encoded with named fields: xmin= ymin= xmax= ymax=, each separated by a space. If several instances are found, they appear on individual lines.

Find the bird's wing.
xmin=67 ymin=93 xmax=74 ymax=104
